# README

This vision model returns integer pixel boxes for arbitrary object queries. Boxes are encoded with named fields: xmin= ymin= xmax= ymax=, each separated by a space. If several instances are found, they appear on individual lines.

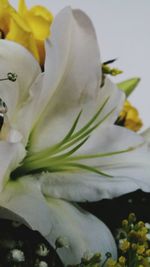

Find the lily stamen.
xmin=0 ymin=72 xmax=17 ymax=82
xmin=0 ymin=98 xmax=7 ymax=131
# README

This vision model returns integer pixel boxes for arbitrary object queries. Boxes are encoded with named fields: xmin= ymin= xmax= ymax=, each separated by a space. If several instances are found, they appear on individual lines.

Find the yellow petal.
xmin=0 ymin=0 xmax=14 ymax=35
xmin=117 ymin=100 xmax=143 ymax=132
xmin=29 ymin=5 xmax=53 ymax=23
xmin=26 ymin=5 xmax=53 ymax=40
xmin=0 ymin=10 xmax=10 ymax=35
xmin=18 ymin=0 xmax=28 ymax=16
xmin=0 ymin=0 xmax=15 ymax=13
xmin=6 ymin=12 xmax=39 ymax=61
xmin=0 ymin=0 xmax=53 ymax=64
xmin=0 ymin=0 xmax=9 ymax=6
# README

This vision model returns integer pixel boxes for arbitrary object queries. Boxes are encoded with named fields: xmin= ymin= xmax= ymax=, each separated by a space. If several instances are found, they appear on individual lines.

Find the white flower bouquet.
xmin=0 ymin=1 xmax=149 ymax=266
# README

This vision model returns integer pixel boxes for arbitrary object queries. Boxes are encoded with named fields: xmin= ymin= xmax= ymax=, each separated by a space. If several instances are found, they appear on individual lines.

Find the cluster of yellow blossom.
xmin=0 ymin=0 xmax=53 ymax=65
xmin=69 ymin=214 xmax=150 ymax=267
xmin=114 ymin=213 xmax=150 ymax=267
xmin=106 ymin=256 xmax=126 ymax=267
xmin=86 ymin=214 xmax=150 ymax=267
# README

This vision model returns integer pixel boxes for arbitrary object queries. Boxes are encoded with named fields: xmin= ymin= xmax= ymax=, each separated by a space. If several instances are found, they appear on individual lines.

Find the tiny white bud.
xmin=130 ymin=223 xmax=134 ymax=229
xmin=55 ymin=236 xmax=69 ymax=249
xmin=36 ymin=243 xmax=49 ymax=257
xmin=83 ymin=250 xmax=93 ymax=261
xmin=37 ymin=261 xmax=48 ymax=267
xmin=12 ymin=221 xmax=22 ymax=228
xmin=146 ymin=233 xmax=150 ymax=241
xmin=128 ymin=198 xmax=133 ymax=203
xmin=145 ymin=223 xmax=150 ymax=229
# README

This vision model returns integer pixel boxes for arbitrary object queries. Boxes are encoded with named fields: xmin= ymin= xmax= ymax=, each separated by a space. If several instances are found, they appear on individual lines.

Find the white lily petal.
xmin=41 ymin=162 xmax=150 ymax=202
xmin=0 ymin=206 xmax=28 ymax=225
xmin=41 ymin=125 xmax=150 ymax=202
xmin=0 ymin=177 xmax=117 ymax=265
xmin=96 ymin=78 xmax=125 ymax=125
xmin=14 ymin=73 xmax=44 ymax=144
xmin=30 ymin=7 xmax=103 ymax=151
xmin=0 ymin=177 xmax=52 ymax=236
xmin=142 ymin=128 xmax=150 ymax=147
xmin=0 ymin=40 xmax=41 ymax=121
xmin=43 ymin=198 xmax=117 ymax=265
xmin=6 ymin=128 xmax=23 ymax=143
xmin=0 ymin=141 xmax=25 ymax=190
xmin=76 ymin=124 xmax=145 ymax=156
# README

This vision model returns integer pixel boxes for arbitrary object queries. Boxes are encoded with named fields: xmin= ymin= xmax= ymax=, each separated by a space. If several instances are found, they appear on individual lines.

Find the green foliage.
xmin=117 ymin=78 xmax=140 ymax=97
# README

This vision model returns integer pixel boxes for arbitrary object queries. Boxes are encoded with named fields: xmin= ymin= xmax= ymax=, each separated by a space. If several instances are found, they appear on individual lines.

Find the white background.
xmin=10 ymin=0 xmax=150 ymax=130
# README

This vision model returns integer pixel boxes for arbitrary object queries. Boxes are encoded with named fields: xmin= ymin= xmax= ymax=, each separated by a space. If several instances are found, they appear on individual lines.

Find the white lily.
xmin=0 ymin=7 xmax=150 ymax=265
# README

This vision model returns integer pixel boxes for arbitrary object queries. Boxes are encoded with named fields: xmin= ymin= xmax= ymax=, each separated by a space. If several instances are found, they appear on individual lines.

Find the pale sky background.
xmin=10 ymin=0 xmax=150 ymax=130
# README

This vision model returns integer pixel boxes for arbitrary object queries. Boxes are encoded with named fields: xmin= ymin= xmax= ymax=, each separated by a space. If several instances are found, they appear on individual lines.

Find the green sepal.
xmin=117 ymin=77 xmax=140 ymax=97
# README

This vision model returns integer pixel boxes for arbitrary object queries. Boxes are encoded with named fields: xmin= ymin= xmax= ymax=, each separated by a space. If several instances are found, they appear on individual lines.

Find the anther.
xmin=0 ymin=98 xmax=7 ymax=114
xmin=0 ymin=115 xmax=4 ymax=131
xmin=0 ymin=72 xmax=17 ymax=82
xmin=103 ymin=58 xmax=117 ymax=65
xmin=0 ymin=98 xmax=7 ymax=131
xmin=0 ymin=29 xmax=5 ymax=39
xmin=7 ymin=72 xmax=17 ymax=82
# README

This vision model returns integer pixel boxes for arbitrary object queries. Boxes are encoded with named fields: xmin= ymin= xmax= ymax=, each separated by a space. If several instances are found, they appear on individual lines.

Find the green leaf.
xmin=117 ymin=77 xmax=140 ymax=97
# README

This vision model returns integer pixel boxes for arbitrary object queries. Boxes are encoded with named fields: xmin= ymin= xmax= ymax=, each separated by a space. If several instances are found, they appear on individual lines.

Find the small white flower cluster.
xmin=35 ymin=259 xmax=48 ymax=267
xmin=9 ymin=249 xmax=25 ymax=262
xmin=38 ymin=262 xmax=48 ymax=267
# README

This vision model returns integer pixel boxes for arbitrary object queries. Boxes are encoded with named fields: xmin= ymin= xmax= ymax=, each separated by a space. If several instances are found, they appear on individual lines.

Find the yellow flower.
xmin=137 ymin=221 xmax=146 ymax=228
xmin=0 ymin=0 xmax=14 ymax=36
xmin=117 ymin=100 xmax=143 ymax=132
xmin=122 ymin=219 xmax=128 ymax=228
xmin=146 ymin=249 xmax=150 ymax=256
xmin=119 ymin=239 xmax=130 ymax=252
xmin=106 ymin=258 xmax=117 ymax=267
xmin=118 ymin=256 xmax=126 ymax=266
xmin=137 ymin=245 xmax=146 ymax=255
xmin=0 ymin=0 xmax=53 ymax=65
